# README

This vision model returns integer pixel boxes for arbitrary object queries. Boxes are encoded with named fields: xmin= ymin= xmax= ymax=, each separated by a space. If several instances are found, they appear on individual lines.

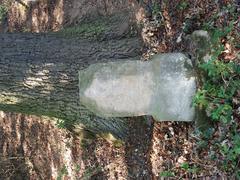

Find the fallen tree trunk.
xmin=0 ymin=33 xmax=142 ymax=139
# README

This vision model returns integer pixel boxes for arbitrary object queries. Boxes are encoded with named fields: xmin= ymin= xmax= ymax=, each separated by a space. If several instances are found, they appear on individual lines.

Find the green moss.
xmin=0 ymin=4 xmax=7 ymax=23
xmin=56 ymin=19 xmax=107 ymax=39
xmin=177 ymin=1 xmax=189 ymax=10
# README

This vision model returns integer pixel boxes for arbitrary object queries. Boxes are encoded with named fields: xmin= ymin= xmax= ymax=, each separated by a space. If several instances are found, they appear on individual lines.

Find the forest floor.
xmin=0 ymin=0 xmax=239 ymax=179
xmin=59 ymin=0 xmax=239 ymax=179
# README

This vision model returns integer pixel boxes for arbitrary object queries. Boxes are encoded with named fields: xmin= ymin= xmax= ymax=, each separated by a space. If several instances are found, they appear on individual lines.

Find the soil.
xmin=0 ymin=112 xmax=196 ymax=179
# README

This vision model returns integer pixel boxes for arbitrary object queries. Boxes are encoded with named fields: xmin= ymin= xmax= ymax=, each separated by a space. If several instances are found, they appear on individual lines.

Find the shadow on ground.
xmin=0 ymin=112 xmax=156 ymax=179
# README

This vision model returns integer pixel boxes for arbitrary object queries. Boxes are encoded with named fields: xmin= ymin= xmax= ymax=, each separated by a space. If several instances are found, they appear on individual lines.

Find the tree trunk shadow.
xmin=78 ymin=136 xmax=108 ymax=180
xmin=0 ymin=112 xmax=72 ymax=179
xmin=125 ymin=116 xmax=154 ymax=179
xmin=0 ymin=113 xmax=32 ymax=179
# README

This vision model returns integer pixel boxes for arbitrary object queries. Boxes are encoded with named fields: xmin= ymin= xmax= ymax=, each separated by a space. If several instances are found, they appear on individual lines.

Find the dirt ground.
xmin=0 ymin=0 xmax=239 ymax=179
xmin=0 ymin=112 xmax=194 ymax=179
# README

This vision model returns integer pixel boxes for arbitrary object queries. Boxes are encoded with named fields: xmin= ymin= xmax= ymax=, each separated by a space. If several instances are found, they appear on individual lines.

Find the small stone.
xmin=176 ymin=33 xmax=182 ymax=43
xmin=0 ymin=111 xmax=6 ymax=118
xmin=192 ymin=30 xmax=210 ymax=39
xmin=177 ymin=156 xmax=187 ymax=165
xmin=169 ymin=127 xmax=174 ymax=136
xmin=164 ymin=134 xmax=169 ymax=140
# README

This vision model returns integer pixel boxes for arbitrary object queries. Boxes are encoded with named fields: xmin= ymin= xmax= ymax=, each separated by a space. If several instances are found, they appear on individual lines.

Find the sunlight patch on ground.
xmin=0 ymin=93 xmax=21 ymax=105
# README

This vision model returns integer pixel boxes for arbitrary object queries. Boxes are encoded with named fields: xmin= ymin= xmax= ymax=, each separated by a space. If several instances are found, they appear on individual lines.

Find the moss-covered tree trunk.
xmin=0 ymin=33 xmax=141 ymax=139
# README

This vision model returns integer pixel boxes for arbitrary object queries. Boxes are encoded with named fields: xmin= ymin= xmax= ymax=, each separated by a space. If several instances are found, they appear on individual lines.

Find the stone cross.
xmin=79 ymin=53 xmax=196 ymax=122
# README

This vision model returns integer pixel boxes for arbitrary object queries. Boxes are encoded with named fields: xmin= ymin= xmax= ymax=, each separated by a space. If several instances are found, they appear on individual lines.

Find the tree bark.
xmin=0 ymin=33 xmax=142 ymax=139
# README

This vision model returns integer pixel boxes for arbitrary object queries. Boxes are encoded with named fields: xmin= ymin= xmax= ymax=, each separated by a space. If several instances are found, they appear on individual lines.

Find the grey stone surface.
xmin=190 ymin=30 xmax=211 ymax=63
xmin=79 ymin=53 xmax=196 ymax=121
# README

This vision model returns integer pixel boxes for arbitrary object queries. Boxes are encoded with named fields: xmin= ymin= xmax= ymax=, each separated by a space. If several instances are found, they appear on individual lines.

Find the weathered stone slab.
xmin=79 ymin=53 xmax=196 ymax=121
